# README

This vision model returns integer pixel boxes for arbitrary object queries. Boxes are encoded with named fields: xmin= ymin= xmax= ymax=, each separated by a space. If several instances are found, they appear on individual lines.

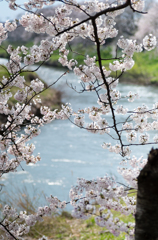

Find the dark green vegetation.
xmin=47 ymin=44 xmax=112 ymax=68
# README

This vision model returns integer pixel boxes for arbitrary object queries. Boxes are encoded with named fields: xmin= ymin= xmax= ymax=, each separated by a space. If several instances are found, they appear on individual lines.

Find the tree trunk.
xmin=135 ymin=148 xmax=158 ymax=240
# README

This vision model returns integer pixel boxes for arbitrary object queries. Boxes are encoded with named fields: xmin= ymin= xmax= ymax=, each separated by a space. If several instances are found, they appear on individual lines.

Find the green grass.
xmin=101 ymin=49 xmax=158 ymax=85
xmin=116 ymin=50 xmax=158 ymax=85
xmin=132 ymin=50 xmax=158 ymax=84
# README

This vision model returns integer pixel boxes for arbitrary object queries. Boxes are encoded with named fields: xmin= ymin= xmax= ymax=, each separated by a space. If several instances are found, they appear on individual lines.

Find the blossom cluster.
xmin=69 ymin=176 xmax=135 ymax=239
xmin=143 ymin=34 xmax=157 ymax=51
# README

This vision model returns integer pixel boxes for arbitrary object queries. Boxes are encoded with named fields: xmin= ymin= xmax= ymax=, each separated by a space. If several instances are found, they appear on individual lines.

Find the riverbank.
xmin=0 ymin=211 xmax=134 ymax=240
xmin=23 ymin=210 xmax=134 ymax=240
xmin=1 ymin=45 xmax=157 ymax=86
xmin=0 ymin=198 xmax=134 ymax=240
xmin=46 ymin=48 xmax=158 ymax=86
xmin=119 ymin=50 xmax=158 ymax=86
xmin=0 ymin=184 xmax=135 ymax=240
xmin=0 ymin=69 xmax=62 ymax=124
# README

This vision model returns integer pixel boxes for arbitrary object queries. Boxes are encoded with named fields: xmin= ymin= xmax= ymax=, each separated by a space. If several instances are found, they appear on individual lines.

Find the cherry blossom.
xmin=0 ymin=0 xmax=157 ymax=239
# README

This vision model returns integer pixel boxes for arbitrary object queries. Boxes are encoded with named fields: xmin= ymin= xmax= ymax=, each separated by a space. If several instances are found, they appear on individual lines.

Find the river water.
xmin=1 ymin=59 xmax=158 ymax=207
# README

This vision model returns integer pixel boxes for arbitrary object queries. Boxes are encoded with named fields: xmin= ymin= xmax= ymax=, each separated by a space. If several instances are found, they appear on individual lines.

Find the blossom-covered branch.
xmin=0 ymin=0 xmax=157 ymax=239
